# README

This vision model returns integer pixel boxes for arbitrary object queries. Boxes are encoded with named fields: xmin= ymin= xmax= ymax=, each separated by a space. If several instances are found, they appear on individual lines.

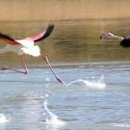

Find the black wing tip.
xmin=0 ymin=32 xmax=14 ymax=41
xmin=48 ymin=24 xmax=55 ymax=31
xmin=34 ymin=24 xmax=55 ymax=42
xmin=43 ymin=24 xmax=55 ymax=38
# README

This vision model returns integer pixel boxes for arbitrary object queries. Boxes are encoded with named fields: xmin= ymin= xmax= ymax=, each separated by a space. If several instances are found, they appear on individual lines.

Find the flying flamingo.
xmin=100 ymin=32 xmax=130 ymax=47
xmin=0 ymin=24 xmax=65 ymax=84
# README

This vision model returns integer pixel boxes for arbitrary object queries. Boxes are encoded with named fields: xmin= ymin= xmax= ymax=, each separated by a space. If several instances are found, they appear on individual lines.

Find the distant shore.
xmin=0 ymin=0 xmax=130 ymax=21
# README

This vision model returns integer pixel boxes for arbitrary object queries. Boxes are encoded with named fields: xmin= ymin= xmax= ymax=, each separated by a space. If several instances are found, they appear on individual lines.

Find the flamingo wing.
xmin=0 ymin=32 xmax=20 ymax=45
xmin=26 ymin=24 xmax=54 ymax=42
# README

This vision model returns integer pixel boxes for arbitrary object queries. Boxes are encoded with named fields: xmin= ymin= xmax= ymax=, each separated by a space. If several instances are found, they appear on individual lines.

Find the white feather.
xmin=21 ymin=45 xmax=41 ymax=57
xmin=16 ymin=39 xmax=41 ymax=57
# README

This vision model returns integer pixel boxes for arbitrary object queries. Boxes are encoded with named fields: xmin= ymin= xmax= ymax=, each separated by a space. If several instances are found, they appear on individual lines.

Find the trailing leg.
xmin=1 ymin=55 xmax=28 ymax=74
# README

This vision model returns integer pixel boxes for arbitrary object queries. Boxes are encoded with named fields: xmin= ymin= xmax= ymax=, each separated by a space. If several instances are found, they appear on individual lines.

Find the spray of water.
xmin=0 ymin=114 xmax=9 ymax=124
xmin=64 ymin=75 xmax=106 ymax=90
xmin=44 ymin=100 xmax=66 ymax=127
xmin=107 ymin=122 xmax=130 ymax=128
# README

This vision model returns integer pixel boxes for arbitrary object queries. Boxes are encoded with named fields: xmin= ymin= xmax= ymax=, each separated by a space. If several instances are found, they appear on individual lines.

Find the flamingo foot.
xmin=56 ymin=77 xmax=65 ymax=85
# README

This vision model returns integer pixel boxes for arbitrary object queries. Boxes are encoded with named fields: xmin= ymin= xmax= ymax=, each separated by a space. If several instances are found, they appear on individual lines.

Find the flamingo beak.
xmin=100 ymin=34 xmax=103 ymax=39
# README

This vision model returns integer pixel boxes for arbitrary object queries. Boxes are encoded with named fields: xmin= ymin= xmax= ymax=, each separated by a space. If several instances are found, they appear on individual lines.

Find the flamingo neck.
xmin=111 ymin=34 xmax=124 ymax=40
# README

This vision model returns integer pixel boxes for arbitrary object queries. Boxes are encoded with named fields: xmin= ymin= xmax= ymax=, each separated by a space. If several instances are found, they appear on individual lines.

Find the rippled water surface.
xmin=0 ymin=19 xmax=130 ymax=130
xmin=0 ymin=62 xmax=130 ymax=130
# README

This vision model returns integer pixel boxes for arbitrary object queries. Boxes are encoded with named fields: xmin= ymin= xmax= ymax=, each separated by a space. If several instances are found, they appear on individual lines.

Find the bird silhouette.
xmin=100 ymin=32 xmax=130 ymax=47
xmin=0 ymin=24 xmax=64 ymax=84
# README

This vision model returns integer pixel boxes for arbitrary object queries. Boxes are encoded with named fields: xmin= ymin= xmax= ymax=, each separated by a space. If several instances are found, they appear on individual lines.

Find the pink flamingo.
xmin=0 ymin=24 xmax=65 ymax=84
xmin=100 ymin=32 xmax=130 ymax=47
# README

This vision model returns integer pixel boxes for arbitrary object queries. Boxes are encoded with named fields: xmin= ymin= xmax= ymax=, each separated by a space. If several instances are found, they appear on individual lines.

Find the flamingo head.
xmin=100 ymin=32 xmax=115 ymax=39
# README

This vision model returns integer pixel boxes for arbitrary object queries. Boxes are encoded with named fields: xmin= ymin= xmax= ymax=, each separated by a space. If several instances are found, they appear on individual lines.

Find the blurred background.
xmin=0 ymin=0 xmax=130 ymax=67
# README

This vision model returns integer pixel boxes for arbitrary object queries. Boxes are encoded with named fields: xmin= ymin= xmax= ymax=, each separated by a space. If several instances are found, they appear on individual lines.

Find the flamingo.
xmin=0 ymin=24 xmax=65 ymax=84
xmin=100 ymin=32 xmax=130 ymax=47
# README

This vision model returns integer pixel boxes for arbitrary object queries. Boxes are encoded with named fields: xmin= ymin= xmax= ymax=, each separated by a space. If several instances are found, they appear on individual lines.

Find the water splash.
xmin=45 ymin=77 xmax=50 ymax=82
xmin=44 ymin=100 xmax=66 ymax=127
xmin=65 ymin=75 xmax=106 ymax=90
xmin=0 ymin=114 xmax=9 ymax=124
xmin=108 ymin=123 xmax=130 ymax=128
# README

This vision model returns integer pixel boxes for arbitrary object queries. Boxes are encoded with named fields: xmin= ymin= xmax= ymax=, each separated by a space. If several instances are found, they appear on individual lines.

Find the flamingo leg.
xmin=1 ymin=55 xmax=28 ymax=74
xmin=41 ymin=56 xmax=65 ymax=84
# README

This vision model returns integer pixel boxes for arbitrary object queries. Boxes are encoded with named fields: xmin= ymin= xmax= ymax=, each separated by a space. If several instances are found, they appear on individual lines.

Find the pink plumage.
xmin=0 ymin=24 xmax=64 ymax=84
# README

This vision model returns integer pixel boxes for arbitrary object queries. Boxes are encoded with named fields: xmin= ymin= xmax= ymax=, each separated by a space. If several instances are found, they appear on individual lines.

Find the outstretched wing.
xmin=0 ymin=32 xmax=20 ymax=45
xmin=26 ymin=24 xmax=54 ymax=42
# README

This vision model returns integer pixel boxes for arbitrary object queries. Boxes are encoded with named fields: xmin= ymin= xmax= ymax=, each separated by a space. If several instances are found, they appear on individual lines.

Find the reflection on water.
xmin=0 ymin=19 xmax=130 ymax=68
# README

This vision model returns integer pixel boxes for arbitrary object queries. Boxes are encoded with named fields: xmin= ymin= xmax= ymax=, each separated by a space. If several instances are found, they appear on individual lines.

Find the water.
xmin=1 ymin=19 xmax=130 ymax=63
xmin=0 ymin=62 xmax=130 ymax=130
xmin=0 ymin=15 xmax=130 ymax=129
